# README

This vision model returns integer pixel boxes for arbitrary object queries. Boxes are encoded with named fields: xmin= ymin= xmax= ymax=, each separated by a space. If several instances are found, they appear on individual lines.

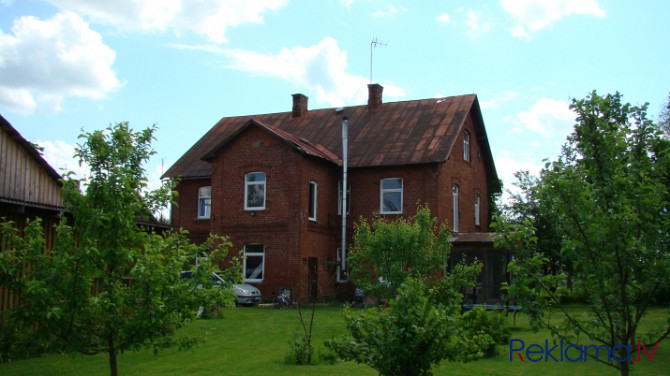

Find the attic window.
xmin=463 ymin=131 xmax=470 ymax=161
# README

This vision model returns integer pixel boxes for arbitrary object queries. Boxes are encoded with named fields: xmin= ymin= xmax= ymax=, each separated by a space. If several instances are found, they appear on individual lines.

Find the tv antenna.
xmin=370 ymin=37 xmax=387 ymax=83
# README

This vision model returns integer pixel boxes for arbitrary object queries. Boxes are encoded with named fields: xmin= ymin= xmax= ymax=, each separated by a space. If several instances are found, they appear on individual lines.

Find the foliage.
xmin=285 ymin=302 xmax=317 ymax=365
xmin=326 ymin=278 xmax=487 ymax=376
xmin=501 ymin=171 xmax=565 ymax=278
xmin=460 ymin=307 xmax=510 ymax=357
xmin=348 ymin=205 xmax=450 ymax=299
xmin=659 ymin=91 xmax=670 ymax=137
xmin=286 ymin=332 xmax=314 ymax=365
xmin=0 ymin=123 xmax=240 ymax=376
xmin=495 ymin=91 xmax=670 ymax=376
xmin=329 ymin=206 xmax=491 ymax=375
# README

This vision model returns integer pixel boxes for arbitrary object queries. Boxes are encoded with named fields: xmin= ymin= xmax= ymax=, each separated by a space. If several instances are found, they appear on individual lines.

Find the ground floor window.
xmin=243 ymin=244 xmax=264 ymax=282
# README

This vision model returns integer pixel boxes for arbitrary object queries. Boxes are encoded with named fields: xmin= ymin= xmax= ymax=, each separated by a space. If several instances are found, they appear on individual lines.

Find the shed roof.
xmin=164 ymin=93 xmax=497 ymax=182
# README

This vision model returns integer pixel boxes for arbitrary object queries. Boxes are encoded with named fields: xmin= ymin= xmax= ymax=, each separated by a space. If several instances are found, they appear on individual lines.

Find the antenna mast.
xmin=370 ymin=37 xmax=387 ymax=83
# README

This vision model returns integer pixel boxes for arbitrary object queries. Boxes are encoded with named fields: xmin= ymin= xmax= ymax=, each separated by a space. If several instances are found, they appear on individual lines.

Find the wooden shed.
xmin=0 ymin=114 xmax=65 ymax=313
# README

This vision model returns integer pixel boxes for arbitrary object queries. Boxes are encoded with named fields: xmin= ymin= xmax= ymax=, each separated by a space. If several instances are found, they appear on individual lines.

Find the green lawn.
xmin=1 ymin=305 xmax=668 ymax=375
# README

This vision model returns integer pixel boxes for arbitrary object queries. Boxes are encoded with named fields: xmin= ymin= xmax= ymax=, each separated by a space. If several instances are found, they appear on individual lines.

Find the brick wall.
xmin=172 ymin=178 xmax=212 ymax=244
xmin=170 ymin=117 xmax=494 ymax=301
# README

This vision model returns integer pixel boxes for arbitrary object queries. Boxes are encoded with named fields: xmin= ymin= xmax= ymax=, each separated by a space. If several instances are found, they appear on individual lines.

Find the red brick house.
xmin=164 ymin=84 xmax=502 ymax=302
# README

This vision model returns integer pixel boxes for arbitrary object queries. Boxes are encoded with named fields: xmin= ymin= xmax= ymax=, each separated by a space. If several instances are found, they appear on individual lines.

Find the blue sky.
xmin=1 ymin=0 xmax=669 ymax=204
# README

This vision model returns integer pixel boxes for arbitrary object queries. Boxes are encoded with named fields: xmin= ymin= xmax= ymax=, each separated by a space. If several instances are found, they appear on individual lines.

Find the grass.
xmin=1 ymin=305 xmax=668 ymax=376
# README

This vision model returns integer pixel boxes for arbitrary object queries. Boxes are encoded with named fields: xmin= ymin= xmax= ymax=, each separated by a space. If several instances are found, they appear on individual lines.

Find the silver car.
xmin=180 ymin=270 xmax=262 ymax=306
xmin=232 ymin=283 xmax=262 ymax=306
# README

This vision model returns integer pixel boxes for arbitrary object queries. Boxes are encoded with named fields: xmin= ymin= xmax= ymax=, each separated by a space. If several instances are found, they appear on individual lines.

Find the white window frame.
xmin=463 ymin=130 xmax=470 ymax=161
xmin=474 ymin=194 xmax=481 ymax=227
xmin=380 ymin=178 xmax=403 ymax=214
xmin=338 ymin=180 xmax=351 ymax=215
xmin=197 ymin=186 xmax=211 ymax=219
xmin=243 ymin=244 xmax=264 ymax=283
xmin=453 ymin=185 xmax=459 ymax=232
xmin=244 ymin=172 xmax=266 ymax=210
xmin=337 ymin=247 xmax=349 ymax=282
xmin=308 ymin=180 xmax=317 ymax=222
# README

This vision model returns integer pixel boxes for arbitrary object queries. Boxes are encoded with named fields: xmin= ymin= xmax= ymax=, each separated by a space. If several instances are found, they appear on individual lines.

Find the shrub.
xmin=461 ymin=307 xmax=510 ymax=357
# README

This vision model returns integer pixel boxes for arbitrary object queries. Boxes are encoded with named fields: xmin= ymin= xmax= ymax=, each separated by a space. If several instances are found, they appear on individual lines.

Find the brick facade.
xmin=167 ymin=86 xmax=500 ymax=302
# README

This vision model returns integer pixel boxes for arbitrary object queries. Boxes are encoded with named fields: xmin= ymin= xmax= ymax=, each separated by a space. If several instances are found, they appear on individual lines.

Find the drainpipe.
xmin=341 ymin=116 xmax=348 ymax=279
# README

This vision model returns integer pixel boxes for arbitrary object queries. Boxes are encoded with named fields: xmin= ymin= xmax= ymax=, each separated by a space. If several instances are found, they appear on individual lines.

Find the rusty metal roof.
xmin=163 ymin=94 xmax=497 ymax=181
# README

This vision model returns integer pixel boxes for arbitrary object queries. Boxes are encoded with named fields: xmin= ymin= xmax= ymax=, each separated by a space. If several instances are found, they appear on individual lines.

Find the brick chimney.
xmin=367 ymin=83 xmax=383 ymax=109
xmin=292 ymin=93 xmax=308 ymax=117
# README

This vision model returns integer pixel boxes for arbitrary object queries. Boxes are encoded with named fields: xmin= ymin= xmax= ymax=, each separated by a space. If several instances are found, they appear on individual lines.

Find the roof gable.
xmin=164 ymin=93 xmax=497 ymax=184
xmin=1 ymin=114 xmax=64 ymax=208
xmin=203 ymin=119 xmax=342 ymax=166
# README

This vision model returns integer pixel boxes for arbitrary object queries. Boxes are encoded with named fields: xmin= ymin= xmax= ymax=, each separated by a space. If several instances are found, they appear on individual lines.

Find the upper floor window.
xmin=243 ymin=244 xmax=264 ymax=282
xmin=308 ymin=181 xmax=317 ymax=221
xmin=452 ymin=184 xmax=459 ymax=232
xmin=244 ymin=172 xmax=266 ymax=210
xmin=463 ymin=131 xmax=470 ymax=161
xmin=338 ymin=180 xmax=351 ymax=215
xmin=380 ymin=178 xmax=403 ymax=214
xmin=198 ymin=186 xmax=211 ymax=219
xmin=474 ymin=194 xmax=481 ymax=226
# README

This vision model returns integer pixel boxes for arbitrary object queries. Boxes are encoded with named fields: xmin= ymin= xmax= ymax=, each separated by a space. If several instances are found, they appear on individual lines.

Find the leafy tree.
xmin=0 ymin=123 xmax=240 ymax=375
xmin=659 ymin=92 xmax=670 ymax=137
xmin=496 ymin=91 xmax=670 ymax=376
xmin=326 ymin=278 xmax=490 ymax=376
xmin=327 ymin=206 xmax=497 ymax=376
xmin=502 ymin=170 xmax=565 ymax=280
xmin=348 ymin=206 xmax=450 ymax=299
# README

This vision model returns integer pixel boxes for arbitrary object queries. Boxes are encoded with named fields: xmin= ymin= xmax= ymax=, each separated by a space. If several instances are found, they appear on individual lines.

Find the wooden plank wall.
xmin=0 ymin=128 xmax=63 ymax=207
xmin=0 ymin=209 xmax=61 ymax=314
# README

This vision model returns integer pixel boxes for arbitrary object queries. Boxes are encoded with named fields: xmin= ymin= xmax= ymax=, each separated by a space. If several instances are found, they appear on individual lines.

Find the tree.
xmin=327 ymin=206 xmax=497 ymax=376
xmin=0 ymin=123 xmax=240 ymax=375
xmin=326 ymin=278 xmax=490 ymax=376
xmin=502 ymin=170 xmax=565 ymax=279
xmin=659 ymin=92 xmax=670 ymax=137
xmin=348 ymin=206 xmax=451 ymax=299
xmin=496 ymin=91 xmax=670 ymax=376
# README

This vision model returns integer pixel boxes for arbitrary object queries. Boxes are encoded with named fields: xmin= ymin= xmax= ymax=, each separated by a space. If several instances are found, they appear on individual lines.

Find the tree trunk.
xmin=108 ymin=335 xmax=118 ymax=376
xmin=619 ymin=361 xmax=629 ymax=376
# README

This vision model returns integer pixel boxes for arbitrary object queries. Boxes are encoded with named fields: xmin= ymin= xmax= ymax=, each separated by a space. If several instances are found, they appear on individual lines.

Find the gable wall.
xmin=171 ymin=178 xmax=212 ymax=244
xmin=0 ymin=127 xmax=62 ymax=207
xmin=209 ymin=127 xmax=315 ymax=297
xmin=437 ymin=114 xmax=491 ymax=232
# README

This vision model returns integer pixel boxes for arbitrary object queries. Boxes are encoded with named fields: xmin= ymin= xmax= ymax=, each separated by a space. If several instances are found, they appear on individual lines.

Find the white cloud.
xmin=517 ymin=98 xmax=575 ymax=138
xmin=465 ymin=10 xmax=491 ymax=37
xmin=47 ymin=0 xmax=288 ymax=44
xmin=0 ymin=12 xmax=120 ymax=113
xmin=372 ymin=4 xmax=406 ymax=18
xmin=436 ymin=13 xmax=451 ymax=24
xmin=500 ymin=0 xmax=606 ymax=38
xmin=38 ymin=139 xmax=89 ymax=180
xmin=494 ymin=153 xmax=543 ymax=205
xmin=480 ymin=90 xmax=520 ymax=110
xmin=210 ymin=37 xmax=405 ymax=107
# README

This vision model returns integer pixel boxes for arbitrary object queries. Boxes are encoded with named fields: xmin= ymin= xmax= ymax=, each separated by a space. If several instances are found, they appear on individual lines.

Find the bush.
xmin=461 ymin=307 xmax=510 ymax=357
xmin=285 ymin=332 xmax=314 ymax=365
xmin=325 ymin=278 xmax=482 ymax=376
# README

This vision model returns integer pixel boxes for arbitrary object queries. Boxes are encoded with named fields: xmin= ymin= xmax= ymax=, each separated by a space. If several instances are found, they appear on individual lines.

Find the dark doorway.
xmin=308 ymin=257 xmax=318 ymax=302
